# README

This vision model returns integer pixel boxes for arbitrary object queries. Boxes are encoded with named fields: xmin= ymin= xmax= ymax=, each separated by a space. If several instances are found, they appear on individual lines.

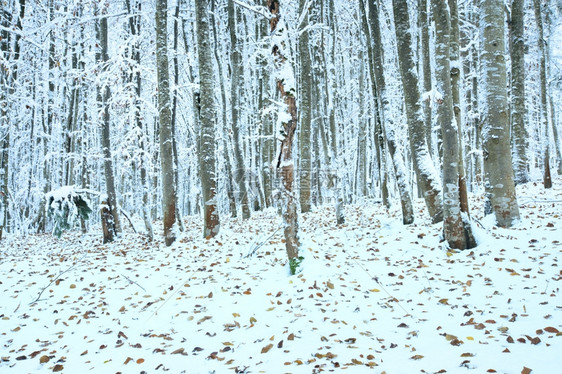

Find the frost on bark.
xmin=533 ymin=0 xmax=552 ymax=189
xmin=196 ymin=0 xmax=220 ymax=238
xmin=98 ymin=11 xmax=122 ymax=242
xmin=392 ymin=0 xmax=443 ymax=223
xmin=228 ymin=1 xmax=251 ymax=219
xmin=509 ymin=0 xmax=529 ymax=184
xmin=269 ymin=0 xmax=300 ymax=260
xmin=432 ymin=0 xmax=475 ymax=249
xmin=362 ymin=0 xmax=414 ymax=224
xmin=298 ymin=0 xmax=312 ymax=213
xmin=156 ymin=0 xmax=177 ymax=245
xmin=419 ymin=0 xmax=433 ymax=154
xmin=479 ymin=0 xmax=520 ymax=227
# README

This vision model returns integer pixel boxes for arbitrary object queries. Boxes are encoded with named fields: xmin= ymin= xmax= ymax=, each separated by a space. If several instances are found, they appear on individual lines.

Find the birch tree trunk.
xmin=195 ymin=0 xmax=220 ymax=238
xmin=269 ymin=0 xmax=300 ymax=260
xmin=392 ymin=0 xmax=443 ymax=223
xmin=479 ymin=0 xmax=520 ymax=227
xmin=510 ymin=0 xmax=529 ymax=184
xmin=155 ymin=0 xmax=177 ymax=245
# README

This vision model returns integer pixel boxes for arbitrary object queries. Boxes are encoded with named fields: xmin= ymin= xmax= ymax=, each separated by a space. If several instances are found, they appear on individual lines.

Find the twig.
xmin=120 ymin=273 xmax=146 ymax=292
xmin=30 ymin=252 xmax=89 ymax=305
xmin=119 ymin=208 xmax=138 ymax=233
xmin=245 ymin=226 xmax=281 ymax=258
xmin=231 ymin=0 xmax=273 ymax=20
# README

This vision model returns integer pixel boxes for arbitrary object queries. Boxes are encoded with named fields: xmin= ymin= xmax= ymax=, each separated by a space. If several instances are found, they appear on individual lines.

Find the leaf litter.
xmin=1 ymin=179 xmax=561 ymax=373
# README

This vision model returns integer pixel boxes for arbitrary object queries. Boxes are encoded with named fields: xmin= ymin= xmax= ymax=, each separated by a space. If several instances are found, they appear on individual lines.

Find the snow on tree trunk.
xmin=155 ymin=0 xmax=177 ymax=245
xmin=196 ymin=0 xmax=220 ymax=238
xmin=510 ymin=0 xmax=529 ymax=185
xmin=533 ymin=0 xmax=552 ymax=189
xmin=228 ymin=2 xmax=251 ymax=220
xmin=269 ymin=0 xmax=300 ymax=260
xmin=363 ymin=0 xmax=414 ymax=225
xmin=99 ymin=11 xmax=121 ymax=240
xmin=479 ymin=0 xmax=521 ymax=227
xmin=432 ymin=0 xmax=474 ymax=249
xmin=392 ymin=0 xmax=443 ymax=223
xmin=298 ymin=0 xmax=312 ymax=213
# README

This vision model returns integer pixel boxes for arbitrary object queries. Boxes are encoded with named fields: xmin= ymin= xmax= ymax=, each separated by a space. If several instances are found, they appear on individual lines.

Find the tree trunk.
xmin=510 ymin=0 xmax=529 ymax=184
xmin=155 ymin=0 xmax=177 ymax=245
xmin=228 ymin=1 xmax=251 ymax=219
xmin=433 ymin=0 xmax=475 ymax=249
xmin=99 ymin=11 xmax=122 ymax=241
xmin=479 ymin=0 xmax=521 ymax=226
xmin=419 ymin=0 xmax=433 ymax=155
xmin=269 ymin=0 xmax=300 ymax=260
xmin=533 ymin=0 xmax=552 ymax=188
xmin=392 ymin=0 xmax=443 ymax=223
xmin=363 ymin=0 xmax=414 ymax=224
xmin=195 ymin=0 xmax=220 ymax=238
xmin=298 ymin=0 xmax=312 ymax=213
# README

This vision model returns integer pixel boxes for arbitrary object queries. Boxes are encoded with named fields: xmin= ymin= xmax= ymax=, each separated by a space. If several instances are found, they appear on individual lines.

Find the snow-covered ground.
xmin=1 ymin=180 xmax=561 ymax=374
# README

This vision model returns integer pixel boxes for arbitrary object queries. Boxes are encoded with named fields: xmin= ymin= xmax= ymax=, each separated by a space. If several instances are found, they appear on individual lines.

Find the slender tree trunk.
xmin=433 ymin=0 xmax=475 ymax=249
xmin=419 ymin=0 xmax=433 ymax=154
xmin=195 ymin=0 xmax=220 ymax=238
xmin=298 ymin=0 xmax=312 ymax=213
xmin=269 ymin=0 xmax=300 ymax=260
xmin=392 ymin=0 xmax=443 ymax=223
xmin=479 ymin=0 xmax=521 ymax=226
xmin=363 ymin=0 xmax=414 ymax=224
xmin=155 ymin=0 xmax=177 ymax=245
xmin=533 ymin=0 xmax=552 ymax=188
xmin=510 ymin=0 xmax=529 ymax=184
xmin=228 ymin=1 xmax=251 ymax=219
xmin=171 ymin=3 xmax=184 ymax=231
xmin=99 ymin=11 xmax=122 ymax=241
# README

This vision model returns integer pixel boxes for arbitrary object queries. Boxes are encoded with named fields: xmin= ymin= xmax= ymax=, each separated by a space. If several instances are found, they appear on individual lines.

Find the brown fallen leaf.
xmin=53 ymin=364 xmax=64 ymax=372
xmin=39 ymin=355 xmax=49 ymax=364
xmin=521 ymin=367 xmax=532 ymax=374
xmin=410 ymin=355 xmax=424 ymax=360
xmin=136 ymin=358 xmax=144 ymax=364
xmin=261 ymin=344 xmax=273 ymax=354
xmin=171 ymin=348 xmax=185 ymax=355
xmin=124 ymin=357 xmax=133 ymax=365
xmin=544 ymin=327 xmax=559 ymax=334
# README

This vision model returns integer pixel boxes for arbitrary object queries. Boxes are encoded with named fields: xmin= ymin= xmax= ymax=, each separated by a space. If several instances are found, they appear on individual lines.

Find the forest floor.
xmin=1 ymin=179 xmax=562 ymax=374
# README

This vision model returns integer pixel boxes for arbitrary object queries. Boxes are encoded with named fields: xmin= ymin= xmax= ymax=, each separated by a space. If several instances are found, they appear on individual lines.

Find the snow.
xmin=1 ymin=180 xmax=562 ymax=373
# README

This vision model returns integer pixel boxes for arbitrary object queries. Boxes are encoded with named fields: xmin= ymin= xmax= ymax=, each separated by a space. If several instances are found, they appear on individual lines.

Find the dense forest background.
xmin=1 ymin=0 xmax=561 ymax=252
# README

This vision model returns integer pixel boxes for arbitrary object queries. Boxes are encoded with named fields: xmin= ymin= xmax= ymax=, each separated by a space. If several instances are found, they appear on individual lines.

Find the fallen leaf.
xmin=39 ymin=355 xmax=49 ymax=364
xmin=410 ymin=355 xmax=424 ymax=360
xmin=261 ymin=344 xmax=273 ymax=354
xmin=521 ymin=368 xmax=532 ymax=374
xmin=53 ymin=364 xmax=64 ymax=372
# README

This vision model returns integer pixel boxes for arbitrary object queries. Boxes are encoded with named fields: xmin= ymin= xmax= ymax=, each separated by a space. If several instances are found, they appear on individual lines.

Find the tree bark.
xmin=479 ymin=0 xmax=521 ymax=226
xmin=533 ymin=0 xmax=552 ymax=188
xmin=433 ymin=0 xmax=475 ymax=249
xmin=392 ymin=0 xmax=443 ymax=223
xmin=269 ymin=0 xmax=300 ymax=260
xmin=510 ymin=0 xmax=529 ymax=184
xmin=99 ymin=9 xmax=122 ymax=241
xmin=228 ymin=1 xmax=251 ymax=219
xmin=363 ymin=0 xmax=414 ymax=224
xmin=155 ymin=0 xmax=177 ymax=245
xmin=298 ymin=0 xmax=312 ymax=213
xmin=195 ymin=0 xmax=220 ymax=238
